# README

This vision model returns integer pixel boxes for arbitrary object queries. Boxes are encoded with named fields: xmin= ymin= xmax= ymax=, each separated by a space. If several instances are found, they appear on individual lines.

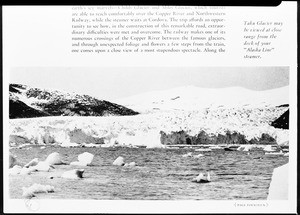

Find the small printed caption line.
xmin=234 ymin=202 xmax=269 ymax=207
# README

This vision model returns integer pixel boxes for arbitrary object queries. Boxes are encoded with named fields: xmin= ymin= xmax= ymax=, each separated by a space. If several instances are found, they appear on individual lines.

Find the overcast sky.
xmin=10 ymin=67 xmax=289 ymax=100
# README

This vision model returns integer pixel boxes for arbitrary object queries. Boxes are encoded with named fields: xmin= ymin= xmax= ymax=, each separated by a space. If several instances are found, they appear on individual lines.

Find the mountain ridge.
xmin=114 ymin=85 xmax=289 ymax=112
xmin=9 ymin=83 xmax=139 ymax=119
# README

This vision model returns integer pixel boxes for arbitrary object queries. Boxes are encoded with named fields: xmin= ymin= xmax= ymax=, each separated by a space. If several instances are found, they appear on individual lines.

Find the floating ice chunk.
xmin=237 ymin=145 xmax=257 ymax=152
xmin=124 ymin=162 xmax=136 ymax=167
xmin=78 ymin=152 xmax=94 ymax=165
xmin=61 ymin=169 xmax=84 ymax=179
xmin=70 ymin=152 xmax=94 ymax=166
xmin=113 ymin=156 xmax=125 ymax=166
xmin=24 ymin=158 xmax=39 ymax=168
xmin=237 ymin=146 xmax=245 ymax=151
xmin=128 ymin=162 xmax=136 ymax=167
xmin=267 ymin=163 xmax=288 ymax=200
xmin=182 ymin=152 xmax=193 ymax=157
xmin=264 ymin=145 xmax=277 ymax=152
xmin=45 ymin=152 xmax=66 ymax=165
xmin=22 ymin=189 xmax=36 ymax=198
xmin=265 ymin=151 xmax=284 ymax=156
xmin=16 ymin=143 xmax=31 ymax=149
xmin=22 ymin=183 xmax=54 ymax=198
xmin=192 ymin=172 xmax=211 ymax=183
xmin=83 ymin=143 xmax=99 ymax=148
xmin=33 ymin=161 xmax=54 ymax=172
xmin=20 ymin=166 xmax=36 ymax=175
xmin=193 ymin=154 xmax=204 ymax=158
xmin=9 ymin=165 xmax=22 ymax=175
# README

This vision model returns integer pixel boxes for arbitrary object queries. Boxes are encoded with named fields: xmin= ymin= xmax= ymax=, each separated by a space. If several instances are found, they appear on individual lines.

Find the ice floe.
xmin=193 ymin=154 xmax=204 ymax=158
xmin=22 ymin=183 xmax=54 ymax=198
xmin=9 ymin=165 xmax=22 ymax=175
xmin=61 ymin=169 xmax=84 ymax=179
xmin=45 ymin=152 xmax=66 ymax=165
xmin=20 ymin=166 xmax=37 ymax=175
xmin=124 ymin=162 xmax=136 ymax=167
xmin=113 ymin=156 xmax=125 ymax=166
xmin=265 ymin=151 xmax=284 ymax=156
xmin=192 ymin=172 xmax=211 ymax=183
xmin=182 ymin=152 xmax=193 ymax=158
xmin=24 ymin=158 xmax=39 ymax=168
xmin=70 ymin=152 xmax=94 ymax=166
xmin=33 ymin=161 xmax=54 ymax=172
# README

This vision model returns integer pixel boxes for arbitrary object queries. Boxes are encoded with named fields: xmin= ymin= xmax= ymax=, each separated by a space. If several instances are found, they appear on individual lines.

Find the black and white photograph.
xmin=3 ymin=4 xmax=297 ymax=213
xmin=8 ymin=67 xmax=289 ymax=200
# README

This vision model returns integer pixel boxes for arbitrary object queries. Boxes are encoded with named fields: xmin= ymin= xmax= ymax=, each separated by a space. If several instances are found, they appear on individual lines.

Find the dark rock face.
xmin=9 ymin=85 xmax=22 ymax=93
xmin=9 ymin=100 xmax=50 ymax=119
xmin=160 ymin=130 xmax=277 ymax=145
xmin=9 ymin=84 xmax=139 ymax=119
xmin=271 ymin=109 xmax=289 ymax=129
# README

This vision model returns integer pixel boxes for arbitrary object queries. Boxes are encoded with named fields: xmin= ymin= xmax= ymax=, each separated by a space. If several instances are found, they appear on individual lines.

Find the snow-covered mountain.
xmin=9 ymin=84 xmax=139 ymax=119
xmin=114 ymin=85 xmax=289 ymax=112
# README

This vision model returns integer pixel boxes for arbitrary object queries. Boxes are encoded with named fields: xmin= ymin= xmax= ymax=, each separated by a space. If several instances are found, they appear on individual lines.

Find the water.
xmin=9 ymin=146 xmax=288 ymax=200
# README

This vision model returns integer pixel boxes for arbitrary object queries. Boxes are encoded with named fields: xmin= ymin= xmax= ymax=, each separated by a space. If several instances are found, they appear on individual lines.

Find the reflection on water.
xmin=9 ymin=146 xmax=288 ymax=200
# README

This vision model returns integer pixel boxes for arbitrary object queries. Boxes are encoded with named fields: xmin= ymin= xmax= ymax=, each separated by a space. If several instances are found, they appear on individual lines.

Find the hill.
xmin=9 ymin=84 xmax=139 ymax=119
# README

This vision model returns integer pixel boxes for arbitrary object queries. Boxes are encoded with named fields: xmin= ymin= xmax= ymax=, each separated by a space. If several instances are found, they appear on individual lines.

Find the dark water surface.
xmin=9 ymin=146 xmax=288 ymax=200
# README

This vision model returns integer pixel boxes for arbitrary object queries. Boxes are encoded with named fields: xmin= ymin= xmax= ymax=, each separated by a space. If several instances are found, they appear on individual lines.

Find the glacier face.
xmin=8 ymin=85 xmax=289 ymax=148
xmin=9 ymin=106 xmax=288 ymax=148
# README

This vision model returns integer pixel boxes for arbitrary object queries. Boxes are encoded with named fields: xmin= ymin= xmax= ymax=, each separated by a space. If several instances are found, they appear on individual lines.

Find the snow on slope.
xmin=9 ymin=84 xmax=139 ymax=118
xmin=114 ymin=86 xmax=289 ymax=112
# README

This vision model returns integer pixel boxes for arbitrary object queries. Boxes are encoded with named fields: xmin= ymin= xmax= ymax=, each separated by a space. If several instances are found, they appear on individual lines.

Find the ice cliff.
xmin=9 ymin=85 xmax=289 ymax=148
xmin=9 ymin=107 xmax=288 ymax=148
